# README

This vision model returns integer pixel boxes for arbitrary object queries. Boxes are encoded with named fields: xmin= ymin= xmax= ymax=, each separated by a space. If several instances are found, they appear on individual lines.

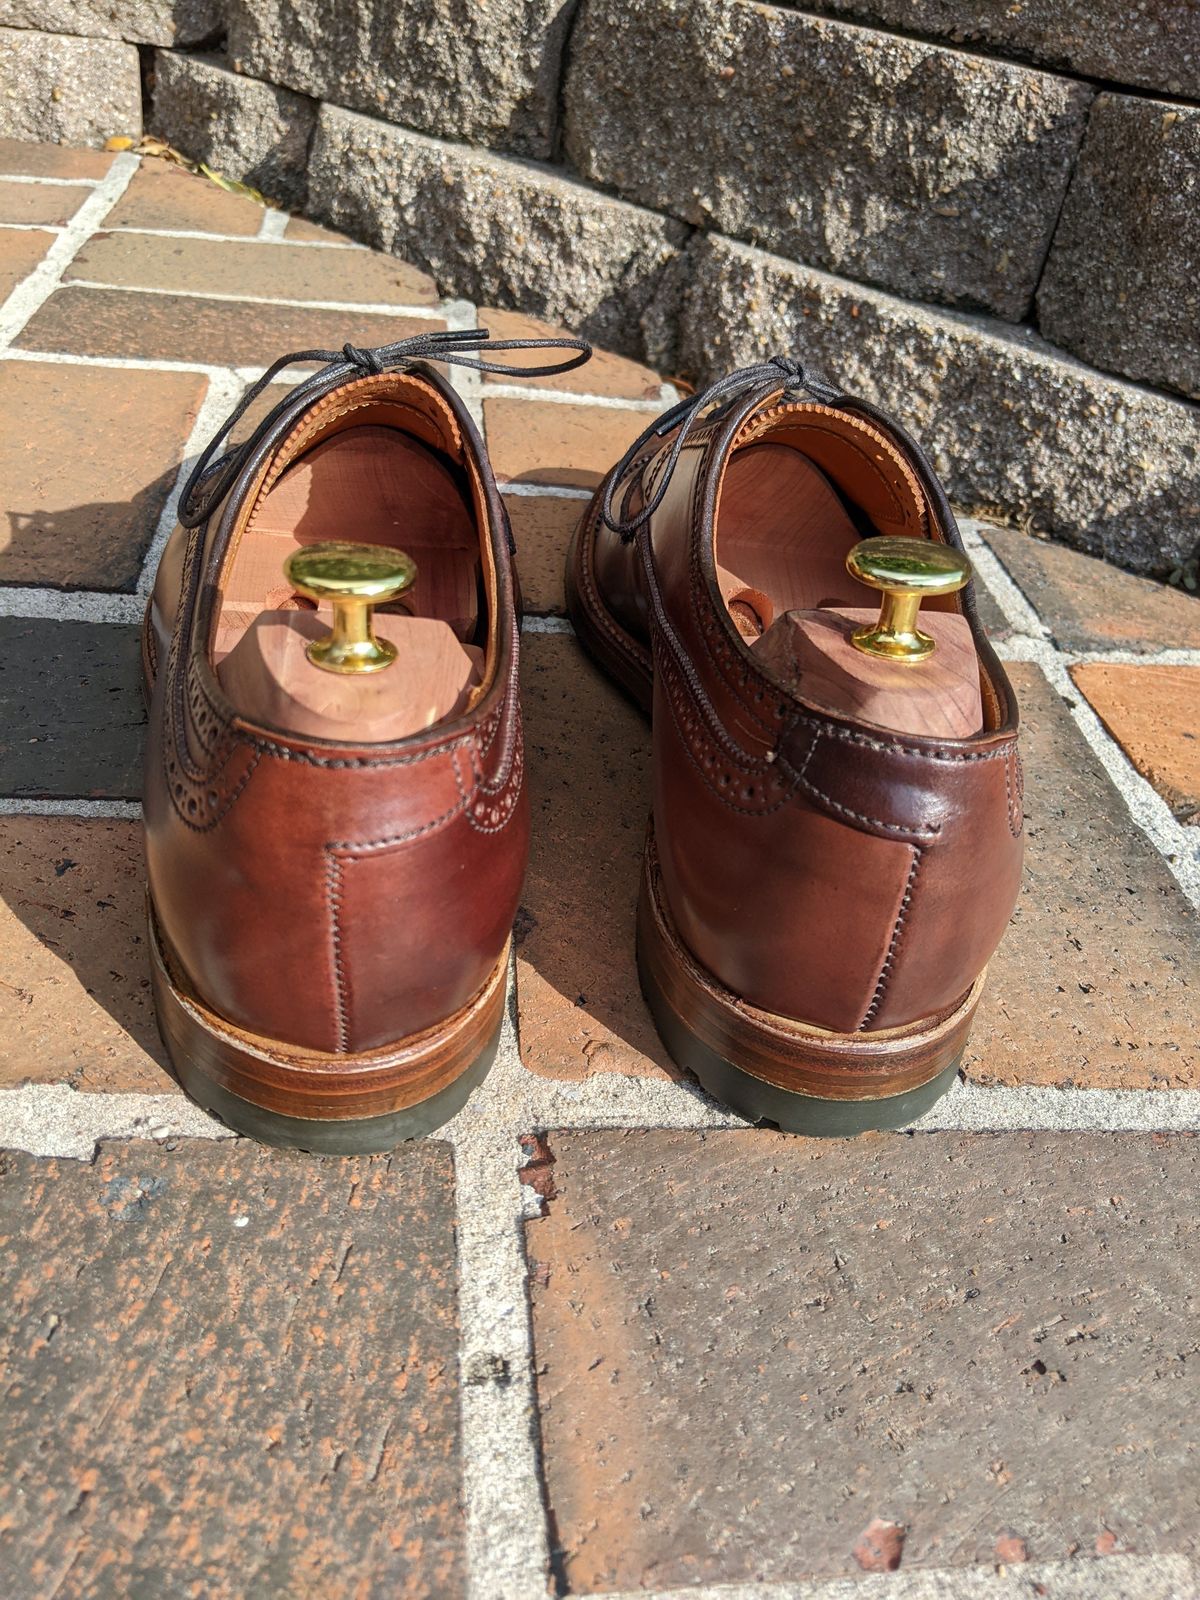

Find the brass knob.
xmin=845 ymin=536 xmax=971 ymax=663
xmin=284 ymin=541 xmax=417 ymax=674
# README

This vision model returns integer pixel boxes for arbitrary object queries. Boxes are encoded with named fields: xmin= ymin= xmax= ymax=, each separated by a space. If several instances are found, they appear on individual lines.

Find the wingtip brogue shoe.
xmin=144 ymin=329 xmax=589 ymax=1151
xmin=568 ymin=355 xmax=1023 ymax=1135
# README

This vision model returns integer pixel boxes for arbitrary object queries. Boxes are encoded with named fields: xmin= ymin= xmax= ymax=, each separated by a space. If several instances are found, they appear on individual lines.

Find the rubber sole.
xmin=637 ymin=838 xmax=978 ymax=1136
xmin=149 ymin=905 xmax=507 ymax=1153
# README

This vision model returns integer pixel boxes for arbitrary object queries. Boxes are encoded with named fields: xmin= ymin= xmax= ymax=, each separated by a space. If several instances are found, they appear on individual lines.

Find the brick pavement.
xmin=0 ymin=147 xmax=1197 ymax=1600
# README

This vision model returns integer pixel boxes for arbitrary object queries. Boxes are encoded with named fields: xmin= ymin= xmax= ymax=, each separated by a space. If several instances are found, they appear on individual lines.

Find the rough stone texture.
xmin=0 ymin=818 xmax=174 ymax=1091
xmin=1072 ymin=663 xmax=1200 ymax=825
xmin=565 ymin=0 xmax=1091 ymax=321
xmin=529 ymin=1128 xmax=1200 ymax=1590
xmin=0 ymin=619 xmax=144 ymax=798
xmin=517 ymin=633 xmax=674 ymax=1081
xmin=151 ymin=51 xmax=317 ymax=211
xmin=0 ymin=178 xmax=90 ymax=224
xmin=665 ymin=232 xmax=1200 ymax=576
xmin=103 ymin=159 xmax=269 ymax=234
xmin=0 ymin=1140 xmax=465 ymax=1599
xmin=482 ymin=397 xmax=647 ymax=488
xmin=0 ymin=28 xmax=142 ymax=146
xmin=307 ymin=106 xmax=688 ymax=359
xmin=0 ymin=136 xmax=114 ymax=177
xmin=227 ymin=0 xmax=573 ymax=160
xmin=0 ymin=360 xmax=207 ymax=589
xmin=1038 ymin=94 xmax=1200 ymax=402
xmin=982 ymin=526 xmax=1200 ymax=656
xmin=970 ymin=663 xmax=1198 ymax=1089
xmin=504 ymin=494 xmax=581 ymax=615
xmin=68 ymin=229 xmax=437 ymax=305
xmin=17 ymin=285 xmax=436 ymax=368
xmin=0 ymin=0 xmax=217 ymax=47
xmin=798 ymin=0 xmax=1200 ymax=101
xmin=0 ymin=226 xmax=50 ymax=297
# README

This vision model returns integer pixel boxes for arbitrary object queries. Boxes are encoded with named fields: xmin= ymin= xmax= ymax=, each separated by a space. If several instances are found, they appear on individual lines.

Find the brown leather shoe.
xmin=144 ymin=328 xmax=589 ymax=1151
xmin=567 ymin=355 xmax=1023 ymax=1134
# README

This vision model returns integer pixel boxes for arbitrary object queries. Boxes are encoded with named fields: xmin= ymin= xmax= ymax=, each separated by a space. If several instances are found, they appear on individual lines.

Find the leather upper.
xmin=143 ymin=365 xmax=527 ymax=1054
xmin=590 ymin=382 xmax=1024 ymax=1034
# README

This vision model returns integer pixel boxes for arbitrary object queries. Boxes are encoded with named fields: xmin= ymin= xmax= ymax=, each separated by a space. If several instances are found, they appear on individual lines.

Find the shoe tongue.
xmin=733 ymin=402 xmax=927 ymax=539
xmin=748 ymin=609 xmax=803 ymax=691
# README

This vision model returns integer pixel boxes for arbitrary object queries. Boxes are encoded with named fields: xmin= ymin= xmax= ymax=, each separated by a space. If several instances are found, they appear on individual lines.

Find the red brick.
xmin=983 ymin=525 xmax=1200 ymax=655
xmin=483 ymin=396 xmax=648 ymax=487
xmin=0 ymin=227 xmax=50 ymax=298
xmin=529 ymin=1129 xmax=1200 ymax=1589
xmin=68 ymin=230 xmax=438 ymax=305
xmin=1071 ymin=663 xmax=1200 ymax=824
xmin=967 ymin=662 xmax=1199 ymax=1088
xmin=505 ymin=494 xmax=581 ymax=614
xmin=0 ymin=817 xmax=174 ymax=1093
xmin=516 ymin=633 xmax=674 ymax=1081
xmin=0 ymin=139 xmax=114 ymax=179
xmin=284 ymin=214 xmax=354 ymax=244
xmin=0 ymin=1141 xmax=464 ymax=1599
xmin=103 ymin=160 xmax=267 ymax=235
xmin=480 ymin=306 xmax=666 ymax=399
xmin=16 ymin=286 xmax=438 ymax=368
xmin=0 ymin=360 xmax=207 ymax=589
xmin=0 ymin=179 xmax=91 ymax=225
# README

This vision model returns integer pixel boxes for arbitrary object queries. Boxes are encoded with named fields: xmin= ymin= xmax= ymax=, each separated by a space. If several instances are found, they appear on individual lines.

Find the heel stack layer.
xmin=637 ymin=837 xmax=979 ymax=1135
xmin=149 ymin=905 xmax=506 ymax=1150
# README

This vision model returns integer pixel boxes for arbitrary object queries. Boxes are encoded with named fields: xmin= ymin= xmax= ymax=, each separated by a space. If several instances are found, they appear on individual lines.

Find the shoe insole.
xmin=214 ymin=424 xmax=485 ymax=740
xmin=718 ymin=443 xmax=982 ymax=737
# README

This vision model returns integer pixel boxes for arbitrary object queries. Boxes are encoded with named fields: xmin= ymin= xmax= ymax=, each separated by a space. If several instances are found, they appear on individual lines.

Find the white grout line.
xmin=134 ymin=367 xmax=246 ymax=597
xmin=958 ymin=519 xmax=1048 ymax=639
xmin=910 ymin=1076 xmax=1200 ymax=1132
xmin=0 ymin=797 xmax=141 ymax=819
xmin=256 ymin=207 xmax=290 ymax=241
xmin=1053 ymin=644 xmax=1200 ymax=668
xmin=0 ymin=586 xmax=143 ymax=623
xmin=500 ymin=480 xmax=592 ymax=500
xmin=0 ymin=1083 xmax=228 ymax=1159
xmin=0 ymin=152 xmax=139 ymax=346
xmin=482 ymin=380 xmax=665 ymax=412
xmin=521 ymin=615 xmax=574 ymax=634
xmin=1032 ymin=646 xmax=1199 ymax=901
xmin=4 ymin=1066 xmax=1198 ymax=1160
xmin=0 ymin=345 xmax=232 ymax=377
xmin=0 ymin=222 xmax=63 ymax=235
xmin=961 ymin=519 xmax=1200 ymax=907
xmin=444 ymin=1008 xmax=554 ymax=1600
xmin=61 ymin=278 xmax=446 ymax=320
xmin=440 ymin=297 xmax=485 ymax=432
xmin=593 ymin=1553 xmax=1197 ymax=1600
xmin=104 ymin=225 xmax=363 ymax=249
xmin=0 ymin=174 xmax=101 ymax=188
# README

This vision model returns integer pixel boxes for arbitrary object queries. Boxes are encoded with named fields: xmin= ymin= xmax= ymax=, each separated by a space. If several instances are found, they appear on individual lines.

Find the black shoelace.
xmin=601 ymin=354 xmax=843 ymax=541
xmin=178 ymin=327 xmax=592 ymax=530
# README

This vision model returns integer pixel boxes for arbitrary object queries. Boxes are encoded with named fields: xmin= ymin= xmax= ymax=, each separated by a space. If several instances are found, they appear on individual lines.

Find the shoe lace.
xmin=178 ymin=327 xmax=592 ymax=530
xmin=601 ymin=353 xmax=843 ymax=542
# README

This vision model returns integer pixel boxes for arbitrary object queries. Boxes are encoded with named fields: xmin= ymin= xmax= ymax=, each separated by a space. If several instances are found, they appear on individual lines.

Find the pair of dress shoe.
xmin=143 ymin=329 xmax=1022 ymax=1152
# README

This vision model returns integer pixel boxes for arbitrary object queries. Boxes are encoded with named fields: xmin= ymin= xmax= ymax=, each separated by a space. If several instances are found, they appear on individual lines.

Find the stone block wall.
xmin=2 ymin=0 xmax=1199 ymax=579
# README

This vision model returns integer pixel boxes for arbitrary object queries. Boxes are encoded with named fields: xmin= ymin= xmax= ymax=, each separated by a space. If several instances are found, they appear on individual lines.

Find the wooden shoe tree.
xmin=717 ymin=440 xmax=983 ymax=739
xmin=214 ymin=422 xmax=484 ymax=741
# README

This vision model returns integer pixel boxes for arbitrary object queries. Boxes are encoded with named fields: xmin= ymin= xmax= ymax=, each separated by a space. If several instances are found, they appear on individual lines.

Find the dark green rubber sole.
xmin=173 ymin=1023 xmax=500 ymax=1154
xmin=638 ymin=938 xmax=961 ymax=1137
